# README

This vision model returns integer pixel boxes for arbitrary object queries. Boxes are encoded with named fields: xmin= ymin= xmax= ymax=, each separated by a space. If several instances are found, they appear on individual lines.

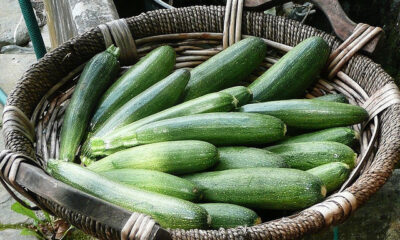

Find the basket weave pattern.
xmin=2 ymin=5 xmax=400 ymax=240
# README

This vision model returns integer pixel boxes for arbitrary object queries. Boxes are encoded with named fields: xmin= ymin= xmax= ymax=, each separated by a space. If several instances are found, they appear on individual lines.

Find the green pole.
xmin=18 ymin=0 xmax=47 ymax=59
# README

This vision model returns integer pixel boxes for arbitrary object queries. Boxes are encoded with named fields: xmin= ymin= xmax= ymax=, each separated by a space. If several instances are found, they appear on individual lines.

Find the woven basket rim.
xmin=2 ymin=5 xmax=400 ymax=239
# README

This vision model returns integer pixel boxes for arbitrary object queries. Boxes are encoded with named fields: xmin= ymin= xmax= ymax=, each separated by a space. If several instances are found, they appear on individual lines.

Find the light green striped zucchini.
xmin=47 ymin=160 xmax=209 ymax=229
xmin=87 ymin=140 xmax=218 ymax=175
xmin=100 ymin=169 xmax=202 ymax=201
xmin=265 ymin=141 xmax=357 ymax=170
xmin=89 ymin=92 xmax=237 ymax=155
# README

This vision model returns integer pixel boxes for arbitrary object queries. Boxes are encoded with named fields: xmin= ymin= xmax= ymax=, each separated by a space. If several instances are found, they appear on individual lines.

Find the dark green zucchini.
xmin=307 ymin=162 xmax=350 ymax=193
xmin=220 ymin=86 xmax=252 ymax=107
xmin=89 ymin=46 xmax=175 ymax=132
xmin=213 ymin=147 xmax=287 ymax=170
xmin=239 ymin=99 xmax=368 ymax=130
xmin=184 ymin=168 xmax=326 ymax=210
xmin=248 ymin=37 xmax=330 ymax=102
xmin=90 ymin=69 xmax=190 ymax=138
xmin=183 ymin=37 xmax=267 ymax=101
xmin=59 ymin=45 xmax=120 ymax=162
xmin=199 ymin=203 xmax=261 ymax=229
xmin=91 ymin=113 xmax=286 ymax=149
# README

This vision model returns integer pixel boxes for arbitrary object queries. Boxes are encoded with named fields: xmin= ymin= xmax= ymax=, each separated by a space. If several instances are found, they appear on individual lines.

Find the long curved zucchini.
xmin=88 ymin=140 xmax=218 ymax=175
xmin=90 ymin=113 xmax=286 ymax=150
xmin=248 ymin=36 xmax=330 ymax=102
xmin=90 ymin=92 xmax=237 ymax=155
xmin=199 ymin=203 xmax=261 ymax=229
xmin=239 ymin=99 xmax=368 ymax=130
xmin=184 ymin=168 xmax=326 ymax=210
xmin=213 ymin=147 xmax=287 ymax=170
xmin=182 ymin=37 xmax=267 ymax=101
xmin=89 ymin=46 xmax=175 ymax=132
xmin=47 ymin=160 xmax=209 ymax=229
xmin=100 ymin=169 xmax=202 ymax=201
xmin=90 ymin=69 xmax=190 ymax=139
xmin=265 ymin=141 xmax=357 ymax=170
xmin=59 ymin=45 xmax=120 ymax=162
xmin=277 ymin=127 xmax=359 ymax=147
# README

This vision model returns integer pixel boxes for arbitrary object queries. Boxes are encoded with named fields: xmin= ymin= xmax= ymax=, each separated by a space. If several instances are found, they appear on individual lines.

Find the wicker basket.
xmin=2 ymin=4 xmax=400 ymax=240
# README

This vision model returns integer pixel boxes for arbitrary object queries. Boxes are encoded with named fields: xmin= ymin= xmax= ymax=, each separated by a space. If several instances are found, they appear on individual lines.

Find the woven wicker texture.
xmin=2 ymin=5 xmax=400 ymax=240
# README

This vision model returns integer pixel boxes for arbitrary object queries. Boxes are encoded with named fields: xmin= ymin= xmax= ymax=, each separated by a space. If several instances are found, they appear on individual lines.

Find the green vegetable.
xmin=314 ymin=93 xmax=349 ymax=103
xmin=47 ymin=160 xmax=209 ymax=229
xmin=89 ymin=46 xmax=175 ymax=131
xmin=239 ymin=99 xmax=368 ymax=130
xmin=220 ymin=86 xmax=252 ymax=107
xmin=59 ymin=45 xmax=120 ymax=162
xmin=266 ymin=141 xmax=357 ymax=170
xmin=183 ymin=37 xmax=267 ymax=101
xmin=87 ymin=140 xmax=218 ymax=175
xmin=90 ymin=92 xmax=237 ymax=155
xmin=277 ymin=127 xmax=359 ymax=147
xmin=307 ymin=162 xmax=351 ymax=193
xmin=184 ymin=168 xmax=326 ymax=210
xmin=101 ymin=169 xmax=202 ymax=201
xmin=90 ymin=69 xmax=190 ymax=138
xmin=91 ymin=113 xmax=286 ymax=149
xmin=213 ymin=147 xmax=287 ymax=170
xmin=199 ymin=203 xmax=261 ymax=229
xmin=248 ymin=36 xmax=330 ymax=102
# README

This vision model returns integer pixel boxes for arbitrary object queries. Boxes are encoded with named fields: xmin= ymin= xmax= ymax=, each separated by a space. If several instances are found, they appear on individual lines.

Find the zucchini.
xmin=87 ymin=140 xmax=218 ymax=175
xmin=90 ymin=69 xmax=190 ymax=139
xmin=46 ymin=160 xmax=209 ymax=229
xmin=213 ymin=147 xmax=287 ymax=171
xmin=100 ymin=169 xmax=202 ymax=201
xmin=89 ymin=46 xmax=175 ymax=131
xmin=307 ymin=162 xmax=350 ymax=193
xmin=183 ymin=37 xmax=267 ymax=101
xmin=59 ymin=45 xmax=120 ymax=162
xmin=184 ymin=168 xmax=326 ymax=210
xmin=277 ymin=127 xmax=359 ymax=147
xmin=90 ymin=92 xmax=237 ymax=155
xmin=314 ymin=93 xmax=349 ymax=103
xmin=265 ymin=141 xmax=357 ymax=170
xmin=92 ymin=113 xmax=286 ymax=149
xmin=220 ymin=86 xmax=252 ymax=107
xmin=199 ymin=203 xmax=261 ymax=229
xmin=248 ymin=36 xmax=330 ymax=102
xmin=239 ymin=99 xmax=368 ymax=130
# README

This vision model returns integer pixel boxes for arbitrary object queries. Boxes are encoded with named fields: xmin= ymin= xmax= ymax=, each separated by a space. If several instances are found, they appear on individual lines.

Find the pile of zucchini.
xmin=48 ymin=36 xmax=368 ymax=230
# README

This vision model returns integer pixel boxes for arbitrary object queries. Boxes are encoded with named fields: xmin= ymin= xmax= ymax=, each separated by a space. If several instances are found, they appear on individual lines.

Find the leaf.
xmin=20 ymin=228 xmax=44 ymax=240
xmin=43 ymin=211 xmax=52 ymax=223
xmin=11 ymin=202 xmax=39 ymax=222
